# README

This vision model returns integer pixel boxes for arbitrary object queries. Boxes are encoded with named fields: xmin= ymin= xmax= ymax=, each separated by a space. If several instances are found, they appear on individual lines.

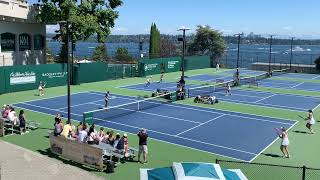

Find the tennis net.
xmin=83 ymin=93 xmax=172 ymax=124
xmin=187 ymin=80 xmax=234 ymax=98
xmin=271 ymin=68 xmax=290 ymax=76
xmin=240 ymin=72 xmax=269 ymax=85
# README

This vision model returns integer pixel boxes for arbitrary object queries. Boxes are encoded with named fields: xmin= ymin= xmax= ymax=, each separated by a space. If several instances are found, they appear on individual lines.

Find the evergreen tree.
xmin=149 ymin=23 xmax=160 ymax=58
xmin=92 ymin=43 xmax=108 ymax=62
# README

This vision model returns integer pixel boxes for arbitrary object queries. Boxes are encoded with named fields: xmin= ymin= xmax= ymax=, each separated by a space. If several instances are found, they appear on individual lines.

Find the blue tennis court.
xmin=272 ymin=73 xmax=320 ymax=80
xmin=197 ymin=88 xmax=320 ymax=112
xmin=14 ymin=91 xmax=296 ymax=162
xmin=260 ymin=79 xmax=320 ymax=92
xmin=121 ymin=82 xmax=201 ymax=92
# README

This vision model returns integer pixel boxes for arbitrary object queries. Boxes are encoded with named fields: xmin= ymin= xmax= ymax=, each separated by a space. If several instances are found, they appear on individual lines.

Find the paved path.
xmin=0 ymin=140 xmax=105 ymax=180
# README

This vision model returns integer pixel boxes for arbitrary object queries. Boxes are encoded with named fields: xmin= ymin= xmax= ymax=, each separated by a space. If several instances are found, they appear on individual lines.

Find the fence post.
xmin=215 ymin=159 xmax=219 ymax=164
xmin=302 ymin=165 xmax=306 ymax=180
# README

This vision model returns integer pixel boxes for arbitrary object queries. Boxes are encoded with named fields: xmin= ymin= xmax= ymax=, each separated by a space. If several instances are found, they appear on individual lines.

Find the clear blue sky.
xmin=32 ymin=0 xmax=320 ymax=39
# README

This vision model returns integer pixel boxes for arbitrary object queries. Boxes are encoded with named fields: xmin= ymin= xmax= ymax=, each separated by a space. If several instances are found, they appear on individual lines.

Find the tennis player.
xmin=306 ymin=109 xmax=315 ymax=134
xmin=38 ymin=81 xmax=45 ymax=96
xmin=105 ymin=91 xmax=111 ymax=108
xmin=278 ymin=127 xmax=290 ymax=158
xmin=145 ymin=76 xmax=152 ymax=87
xmin=159 ymin=72 xmax=164 ymax=83
xmin=225 ymin=83 xmax=231 ymax=96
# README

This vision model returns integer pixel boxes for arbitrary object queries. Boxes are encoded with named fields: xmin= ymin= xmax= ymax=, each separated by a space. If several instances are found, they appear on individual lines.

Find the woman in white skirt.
xmin=306 ymin=109 xmax=315 ymax=134
xmin=279 ymin=127 xmax=290 ymax=158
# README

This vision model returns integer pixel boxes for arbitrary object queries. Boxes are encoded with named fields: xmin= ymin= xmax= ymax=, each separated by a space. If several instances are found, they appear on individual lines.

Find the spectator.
xmin=76 ymin=122 xmax=83 ymax=135
xmin=1 ymin=104 xmax=7 ymax=117
xmin=87 ymin=124 xmax=98 ymax=145
xmin=107 ymin=130 xmax=115 ymax=146
xmin=113 ymin=133 xmax=121 ymax=148
xmin=8 ymin=107 xmax=18 ymax=125
xmin=123 ymin=133 xmax=129 ymax=156
xmin=137 ymin=129 xmax=148 ymax=164
xmin=18 ymin=110 xmax=28 ymax=134
xmin=102 ymin=131 xmax=110 ymax=144
xmin=77 ymin=124 xmax=88 ymax=143
xmin=61 ymin=121 xmax=73 ymax=138
xmin=97 ymin=127 xmax=105 ymax=142
xmin=53 ymin=116 xmax=63 ymax=136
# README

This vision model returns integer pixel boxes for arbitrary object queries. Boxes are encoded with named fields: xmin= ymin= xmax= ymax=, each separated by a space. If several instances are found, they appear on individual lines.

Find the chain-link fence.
xmin=216 ymin=159 xmax=320 ymax=180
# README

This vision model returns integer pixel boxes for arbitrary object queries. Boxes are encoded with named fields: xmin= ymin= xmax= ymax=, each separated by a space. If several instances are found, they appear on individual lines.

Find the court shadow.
xmin=37 ymin=149 xmax=101 ymax=172
xmin=261 ymin=153 xmax=282 ymax=158
xmin=292 ymin=130 xmax=308 ymax=134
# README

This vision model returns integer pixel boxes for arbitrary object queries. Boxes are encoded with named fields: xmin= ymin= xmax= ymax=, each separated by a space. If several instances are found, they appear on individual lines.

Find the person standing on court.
xmin=216 ymin=63 xmax=220 ymax=71
xmin=279 ymin=127 xmax=290 ymax=158
xmin=137 ymin=128 xmax=148 ymax=164
xmin=105 ymin=91 xmax=111 ymax=108
xmin=306 ymin=109 xmax=315 ymax=134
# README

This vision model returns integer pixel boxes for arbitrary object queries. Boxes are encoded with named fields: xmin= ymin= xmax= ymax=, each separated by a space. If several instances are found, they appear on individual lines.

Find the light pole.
xmin=59 ymin=20 xmax=71 ymax=124
xmin=178 ymin=27 xmax=191 ymax=77
xmin=268 ymin=35 xmax=275 ymax=75
xmin=290 ymin=37 xmax=295 ymax=70
xmin=234 ymin=33 xmax=244 ymax=74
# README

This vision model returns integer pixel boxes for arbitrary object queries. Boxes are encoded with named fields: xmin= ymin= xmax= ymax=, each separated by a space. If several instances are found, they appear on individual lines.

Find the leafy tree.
xmin=315 ymin=56 xmax=320 ymax=71
xmin=37 ymin=0 xmax=123 ymax=63
xmin=160 ymin=39 xmax=178 ymax=58
xmin=92 ymin=43 xmax=108 ymax=62
xmin=115 ymin=47 xmax=135 ymax=63
xmin=188 ymin=25 xmax=227 ymax=64
xmin=149 ymin=23 xmax=160 ymax=58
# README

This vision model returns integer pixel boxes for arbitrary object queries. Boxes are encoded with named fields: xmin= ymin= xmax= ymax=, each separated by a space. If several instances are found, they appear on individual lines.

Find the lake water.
xmin=48 ymin=42 xmax=320 ymax=68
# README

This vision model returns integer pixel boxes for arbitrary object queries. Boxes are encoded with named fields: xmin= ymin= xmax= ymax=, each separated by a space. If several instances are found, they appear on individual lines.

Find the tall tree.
xmin=92 ymin=43 xmax=108 ymax=62
xmin=37 ymin=0 xmax=123 ymax=63
xmin=188 ymin=25 xmax=227 ymax=64
xmin=149 ymin=23 xmax=160 ymax=59
xmin=115 ymin=47 xmax=135 ymax=63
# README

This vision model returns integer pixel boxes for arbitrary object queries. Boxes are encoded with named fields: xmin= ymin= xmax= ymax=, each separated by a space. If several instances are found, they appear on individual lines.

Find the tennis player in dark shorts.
xmin=105 ymin=91 xmax=110 ymax=108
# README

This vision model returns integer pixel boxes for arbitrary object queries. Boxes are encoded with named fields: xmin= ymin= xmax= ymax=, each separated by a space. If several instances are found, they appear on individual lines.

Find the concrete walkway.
xmin=0 ymin=140 xmax=106 ymax=180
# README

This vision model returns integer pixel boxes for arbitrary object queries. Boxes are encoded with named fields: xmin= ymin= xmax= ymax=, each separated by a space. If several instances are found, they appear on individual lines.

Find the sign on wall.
xmin=1 ymin=33 xmax=15 ymax=52
xmin=10 ymin=71 xmax=36 ymax=85
xmin=19 ymin=34 xmax=31 ymax=51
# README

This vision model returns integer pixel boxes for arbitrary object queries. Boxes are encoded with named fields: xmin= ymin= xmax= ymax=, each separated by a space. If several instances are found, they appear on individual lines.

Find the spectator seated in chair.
xmin=194 ymin=95 xmax=218 ymax=105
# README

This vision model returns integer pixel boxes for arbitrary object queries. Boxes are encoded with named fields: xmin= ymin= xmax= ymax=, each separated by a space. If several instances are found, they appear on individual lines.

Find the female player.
xmin=306 ymin=109 xmax=315 ymax=134
xmin=225 ymin=83 xmax=231 ymax=96
xmin=38 ymin=81 xmax=45 ymax=96
xmin=277 ymin=127 xmax=290 ymax=158
xmin=145 ymin=76 xmax=152 ymax=87
xmin=105 ymin=91 xmax=111 ymax=108
xmin=159 ymin=72 xmax=164 ymax=83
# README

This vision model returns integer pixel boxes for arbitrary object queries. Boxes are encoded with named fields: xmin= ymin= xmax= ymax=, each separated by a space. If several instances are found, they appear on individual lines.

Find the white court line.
xmin=10 ymin=91 xmax=91 ymax=105
xmin=254 ymin=94 xmax=277 ymax=103
xmin=312 ymin=103 xmax=320 ymax=111
xmin=57 ymin=99 xmax=104 ymax=110
xmin=290 ymin=82 xmax=305 ymax=88
xmin=92 ymin=90 xmax=297 ymax=123
xmin=176 ymin=115 xmax=225 ymax=136
xmin=17 ymin=101 xmax=257 ymax=156
xmin=91 ymin=116 xmax=257 ymax=156
xmin=217 ymin=97 xmax=306 ymax=112
xmin=89 ymin=102 xmax=201 ymax=124
xmin=311 ymin=75 xmax=320 ymax=80
xmin=13 ymin=103 xmax=248 ymax=162
xmin=249 ymin=120 xmax=298 ymax=163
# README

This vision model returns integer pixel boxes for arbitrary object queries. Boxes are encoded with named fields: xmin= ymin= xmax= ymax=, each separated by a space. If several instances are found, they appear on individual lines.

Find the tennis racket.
xmin=274 ymin=128 xmax=281 ymax=136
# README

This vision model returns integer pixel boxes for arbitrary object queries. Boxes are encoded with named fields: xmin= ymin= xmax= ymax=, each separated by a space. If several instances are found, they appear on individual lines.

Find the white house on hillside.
xmin=0 ymin=0 xmax=46 ymax=66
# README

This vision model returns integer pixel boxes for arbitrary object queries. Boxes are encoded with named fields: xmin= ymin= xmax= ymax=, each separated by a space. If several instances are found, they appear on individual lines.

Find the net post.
xmin=302 ymin=165 xmax=306 ymax=180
